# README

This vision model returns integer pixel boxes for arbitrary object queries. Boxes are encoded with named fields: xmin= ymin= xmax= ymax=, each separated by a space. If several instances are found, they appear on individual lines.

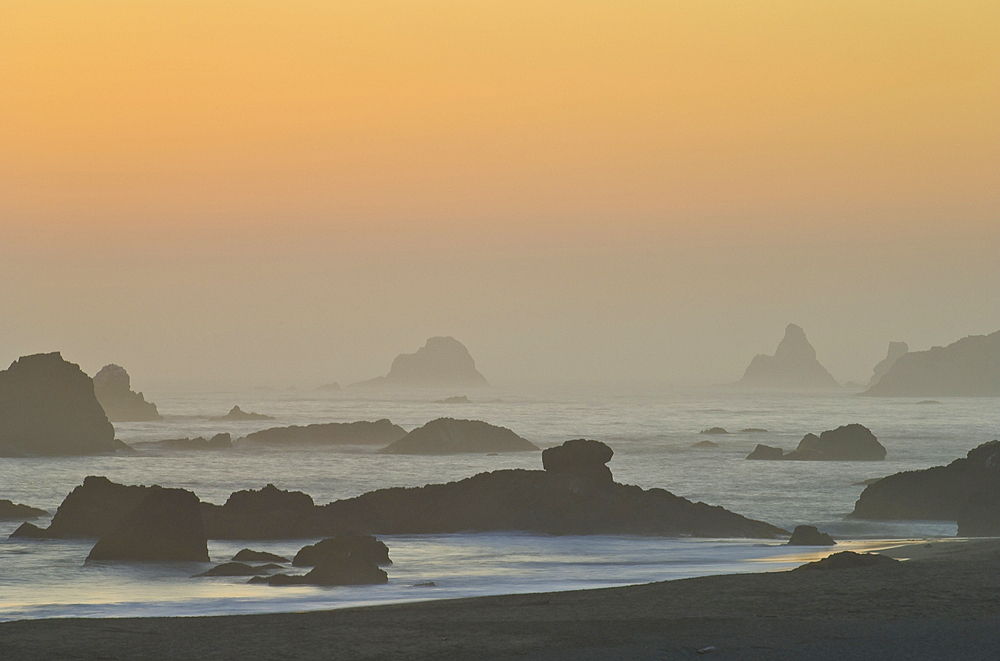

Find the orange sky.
xmin=1 ymin=1 xmax=999 ymax=386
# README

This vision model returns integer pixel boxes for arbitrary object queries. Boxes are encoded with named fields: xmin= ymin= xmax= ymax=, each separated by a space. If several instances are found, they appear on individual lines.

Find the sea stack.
xmin=93 ymin=364 xmax=162 ymax=422
xmin=357 ymin=337 xmax=489 ymax=388
xmin=863 ymin=330 xmax=1000 ymax=396
xmin=0 ymin=353 xmax=117 ymax=457
xmin=733 ymin=324 xmax=839 ymax=389
xmin=867 ymin=342 xmax=908 ymax=389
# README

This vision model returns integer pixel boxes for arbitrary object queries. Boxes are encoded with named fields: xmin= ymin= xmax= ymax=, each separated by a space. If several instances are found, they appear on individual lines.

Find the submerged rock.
xmin=0 ymin=500 xmax=48 ymax=521
xmin=691 ymin=440 xmax=720 ymax=449
xmin=863 ymin=330 xmax=1000 ymax=397
xmin=86 ymin=487 xmax=208 ymax=562
xmin=795 ymin=551 xmax=898 ymax=571
xmin=0 ymin=353 xmax=117 ymax=457
xmin=379 ymin=418 xmax=539 ymax=455
xmin=787 ymin=525 xmax=836 ymax=546
xmin=541 ymin=439 xmax=614 ymax=484
xmin=732 ymin=324 xmax=839 ymax=389
xmin=356 ymin=337 xmax=489 ymax=388
xmin=292 ymin=534 xmax=392 ymax=567
xmin=240 ymin=420 xmax=406 ymax=447
xmin=216 ymin=406 xmax=273 ymax=421
xmin=92 ymin=364 xmax=162 ymax=422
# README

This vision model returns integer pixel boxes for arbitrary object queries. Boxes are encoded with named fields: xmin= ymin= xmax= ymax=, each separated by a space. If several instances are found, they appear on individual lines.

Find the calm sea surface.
xmin=1 ymin=388 xmax=995 ymax=621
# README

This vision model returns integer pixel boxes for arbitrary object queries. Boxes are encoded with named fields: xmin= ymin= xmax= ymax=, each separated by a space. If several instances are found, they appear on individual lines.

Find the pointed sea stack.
xmin=93 ymin=364 xmax=162 ymax=422
xmin=732 ymin=324 xmax=839 ymax=389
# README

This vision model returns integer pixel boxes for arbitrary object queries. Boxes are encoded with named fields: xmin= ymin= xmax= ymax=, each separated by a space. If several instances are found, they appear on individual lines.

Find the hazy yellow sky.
xmin=2 ymin=1 xmax=998 ymax=387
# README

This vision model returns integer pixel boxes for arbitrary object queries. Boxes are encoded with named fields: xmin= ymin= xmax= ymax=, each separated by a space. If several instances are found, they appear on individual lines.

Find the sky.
xmin=2 ymin=1 xmax=998 ymax=389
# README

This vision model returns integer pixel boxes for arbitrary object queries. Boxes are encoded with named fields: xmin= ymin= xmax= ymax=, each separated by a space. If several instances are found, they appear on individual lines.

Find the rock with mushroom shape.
xmin=541 ymin=439 xmax=614 ymax=484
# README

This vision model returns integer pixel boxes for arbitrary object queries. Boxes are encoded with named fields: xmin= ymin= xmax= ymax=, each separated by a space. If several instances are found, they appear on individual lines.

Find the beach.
xmin=1 ymin=538 xmax=997 ymax=660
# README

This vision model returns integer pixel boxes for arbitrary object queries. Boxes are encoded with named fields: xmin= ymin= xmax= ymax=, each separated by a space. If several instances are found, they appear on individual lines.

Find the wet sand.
xmin=1 ymin=538 xmax=998 ymax=660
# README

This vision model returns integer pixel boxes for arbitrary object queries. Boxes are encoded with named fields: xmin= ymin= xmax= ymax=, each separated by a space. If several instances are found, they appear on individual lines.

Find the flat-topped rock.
xmin=93 ymin=364 xmax=162 ymax=422
xmin=87 ymin=487 xmax=208 ymax=562
xmin=746 ymin=444 xmax=785 ymax=460
xmin=0 ymin=353 xmax=117 ymax=457
xmin=864 ymin=330 xmax=1000 ymax=396
xmin=240 ymin=420 xmax=406 ymax=446
xmin=379 ymin=418 xmax=539 ymax=455
xmin=732 ymin=324 xmax=839 ymax=389
xmin=356 ymin=337 xmax=488 ymax=388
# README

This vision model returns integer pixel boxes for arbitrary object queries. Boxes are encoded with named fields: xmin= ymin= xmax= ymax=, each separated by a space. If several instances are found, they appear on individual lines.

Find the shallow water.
xmin=0 ymin=388 xmax=994 ymax=621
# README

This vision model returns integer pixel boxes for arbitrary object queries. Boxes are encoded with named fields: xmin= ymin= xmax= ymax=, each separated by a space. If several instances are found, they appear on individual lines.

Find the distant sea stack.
xmin=357 ymin=337 xmax=488 ymax=388
xmin=863 ymin=330 xmax=1000 ymax=397
xmin=93 ymin=364 xmax=162 ymax=422
xmin=0 ymin=353 xmax=117 ymax=457
xmin=732 ymin=324 xmax=839 ymax=389
xmin=867 ymin=342 xmax=908 ymax=389
xmin=379 ymin=418 xmax=539 ymax=455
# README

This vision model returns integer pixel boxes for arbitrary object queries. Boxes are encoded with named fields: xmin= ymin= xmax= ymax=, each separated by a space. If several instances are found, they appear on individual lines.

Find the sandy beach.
xmin=1 ymin=538 xmax=998 ymax=660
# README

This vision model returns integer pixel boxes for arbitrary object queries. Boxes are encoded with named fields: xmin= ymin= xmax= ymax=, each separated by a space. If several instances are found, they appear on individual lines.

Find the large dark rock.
xmin=86 ymin=487 xmax=208 ymax=562
xmin=201 ymin=484 xmax=333 ymax=540
xmin=10 ymin=476 xmax=151 ymax=539
xmin=864 ymin=330 xmax=1000 ymax=396
xmin=356 ymin=337 xmax=489 ymax=388
xmin=0 ymin=353 xmax=117 ymax=457
xmin=0 ymin=500 xmax=48 ymax=521
xmin=379 ymin=418 xmax=539 ymax=455
xmin=787 ymin=525 xmax=836 ymax=546
xmin=216 ymin=406 xmax=273 ymax=421
xmin=134 ymin=433 xmax=232 ymax=451
xmin=292 ymin=534 xmax=392 ymax=567
xmin=92 ymin=364 xmax=162 ymax=422
xmin=958 ymin=490 xmax=1000 ymax=537
xmin=867 ymin=342 xmax=908 ymax=389
xmin=850 ymin=440 xmax=1000 ymax=526
xmin=746 ymin=444 xmax=784 ymax=460
xmin=542 ymin=439 xmax=614 ymax=484
xmin=784 ymin=425 xmax=886 ymax=461
xmin=240 ymin=420 xmax=406 ymax=447
xmin=795 ymin=551 xmax=898 ymax=571
xmin=732 ymin=324 xmax=839 ymax=389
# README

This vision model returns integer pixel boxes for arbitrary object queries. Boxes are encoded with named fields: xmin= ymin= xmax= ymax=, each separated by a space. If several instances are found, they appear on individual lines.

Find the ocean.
xmin=0 ymin=387 xmax=994 ymax=621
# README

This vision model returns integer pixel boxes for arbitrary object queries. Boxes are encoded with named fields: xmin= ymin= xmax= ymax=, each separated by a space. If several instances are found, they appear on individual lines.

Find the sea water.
xmin=0 ymin=388 xmax=994 ymax=621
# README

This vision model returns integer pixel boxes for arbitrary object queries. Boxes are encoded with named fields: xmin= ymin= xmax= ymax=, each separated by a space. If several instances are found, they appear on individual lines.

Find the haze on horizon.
xmin=2 ymin=1 xmax=998 ymax=390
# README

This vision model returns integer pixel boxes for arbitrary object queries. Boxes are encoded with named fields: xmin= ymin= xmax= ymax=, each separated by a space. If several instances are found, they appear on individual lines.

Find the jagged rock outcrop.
xmin=134 ymin=433 xmax=232 ymax=451
xmin=0 ymin=500 xmax=48 ymax=520
xmin=216 ymin=406 xmax=273 ymax=421
xmin=541 ymin=439 xmax=613 ymax=484
xmin=379 ymin=418 xmax=539 ymax=455
xmin=787 ymin=525 xmax=836 ymax=546
xmin=292 ymin=534 xmax=392 ymax=567
xmin=86 ymin=487 xmax=208 ymax=562
xmin=92 ymin=364 xmax=162 ymax=422
xmin=240 ymin=420 xmax=406 ymax=447
xmin=356 ymin=337 xmax=489 ymax=388
xmin=867 ymin=342 xmax=908 ymax=389
xmin=850 ymin=441 xmax=1000 ymax=527
xmin=0 ymin=353 xmax=117 ymax=457
xmin=732 ymin=324 xmax=839 ymax=389
xmin=200 ymin=484 xmax=333 ymax=540
xmin=863 ymin=330 xmax=1000 ymax=396
xmin=795 ymin=551 xmax=898 ymax=571
xmin=745 ymin=425 xmax=885 ymax=461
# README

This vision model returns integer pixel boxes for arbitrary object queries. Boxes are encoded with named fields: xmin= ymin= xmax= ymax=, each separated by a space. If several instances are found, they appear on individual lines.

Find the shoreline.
xmin=1 ymin=537 xmax=998 ymax=660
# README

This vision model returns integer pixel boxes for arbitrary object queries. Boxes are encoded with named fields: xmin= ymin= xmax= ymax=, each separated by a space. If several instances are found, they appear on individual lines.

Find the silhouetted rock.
xmin=217 ymin=406 xmax=273 ymax=421
xmin=732 ymin=324 xmax=839 ymax=389
xmin=201 ymin=484 xmax=332 ymax=540
xmin=193 ymin=562 xmax=272 ymax=577
xmin=10 ymin=476 xmax=151 ymax=539
xmin=541 ymin=439 xmax=614 ymax=484
xmin=379 ymin=418 xmax=539 ymax=455
xmin=867 ymin=342 xmax=908 ymax=389
xmin=240 ymin=420 xmax=406 ymax=447
xmin=0 ymin=353 xmax=117 ymax=457
xmin=784 ymin=425 xmax=886 ymax=461
xmin=747 ymin=444 xmax=784 ymax=460
xmin=0 ymin=500 xmax=48 ymax=520
xmin=691 ymin=440 xmax=720 ymax=449
xmin=316 ymin=382 xmax=341 ymax=392
xmin=435 ymin=395 xmax=471 ymax=404
xmin=787 ymin=525 xmax=836 ymax=546
xmin=251 ymin=551 xmax=388 ymax=587
xmin=9 ymin=522 xmax=48 ymax=538
xmin=795 ymin=551 xmax=898 ymax=571
xmin=135 ymin=433 xmax=232 ymax=451
xmin=700 ymin=427 xmax=729 ymax=435
xmin=357 ymin=337 xmax=489 ymax=388
xmin=232 ymin=549 xmax=290 ymax=563
xmin=864 ymin=330 xmax=1000 ymax=396
xmin=850 ymin=440 xmax=1000 ymax=525
xmin=92 ymin=364 xmax=162 ymax=422
xmin=292 ymin=534 xmax=392 ymax=567
xmin=86 ymin=487 xmax=208 ymax=562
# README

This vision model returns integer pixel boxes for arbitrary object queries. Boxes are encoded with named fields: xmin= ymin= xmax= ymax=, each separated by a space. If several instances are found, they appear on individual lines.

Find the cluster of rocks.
xmin=850 ymin=440 xmax=1000 ymax=535
xmin=746 ymin=424 xmax=886 ymax=461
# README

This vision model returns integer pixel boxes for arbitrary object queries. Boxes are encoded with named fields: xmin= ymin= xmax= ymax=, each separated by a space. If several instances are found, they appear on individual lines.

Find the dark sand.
xmin=2 ymin=539 xmax=998 ymax=660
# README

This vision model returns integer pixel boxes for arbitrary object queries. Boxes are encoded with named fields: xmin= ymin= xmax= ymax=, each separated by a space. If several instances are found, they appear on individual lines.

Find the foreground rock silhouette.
xmin=787 ymin=525 xmax=836 ymax=546
xmin=86 ymin=487 xmax=208 ymax=562
xmin=240 ymin=420 xmax=406 ymax=447
xmin=92 ymin=364 xmax=162 ymax=422
xmin=745 ymin=424 xmax=885 ymax=461
xmin=0 ymin=353 xmax=117 ymax=457
xmin=732 ymin=324 xmax=839 ymax=389
xmin=795 ymin=551 xmax=898 ymax=571
xmin=379 ymin=418 xmax=539 ymax=455
xmin=850 ymin=440 xmax=1000 ymax=535
xmin=356 ymin=336 xmax=489 ymax=388
xmin=863 ymin=330 xmax=1000 ymax=396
